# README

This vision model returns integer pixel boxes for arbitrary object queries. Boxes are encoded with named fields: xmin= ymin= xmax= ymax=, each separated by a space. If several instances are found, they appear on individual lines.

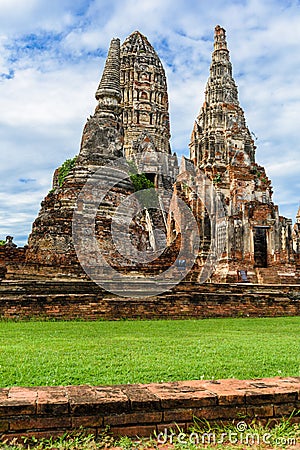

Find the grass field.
xmin=0 ymin=316 xmax=299 ymax=387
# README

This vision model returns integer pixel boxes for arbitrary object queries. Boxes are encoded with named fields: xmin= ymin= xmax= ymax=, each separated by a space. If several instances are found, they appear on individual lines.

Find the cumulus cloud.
xmin=0 ymin=0 xmax=299 ymax=245
xmin=0 ymin=0 xmax=83 ymax=35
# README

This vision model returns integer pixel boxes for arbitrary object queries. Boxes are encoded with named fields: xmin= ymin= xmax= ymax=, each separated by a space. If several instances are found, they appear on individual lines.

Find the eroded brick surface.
xmin=145 ymin=381 xmax=217 ymax=408
xmin=120 ymin=384 xmax=161 ymax=411
xmin=0 ymin=377 xmax=299 ymax=441
xmin=0 ymin=280 xmax=299 ymax=320
xmin=66 ymin=385 xmax=130 ymax=415
xmin=37 ymin=386 xmax=69 ymax=415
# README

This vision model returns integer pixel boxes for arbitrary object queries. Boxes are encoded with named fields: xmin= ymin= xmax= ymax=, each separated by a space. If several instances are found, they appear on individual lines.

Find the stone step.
xmin=256 ymin=267 xmax=300 ymax=284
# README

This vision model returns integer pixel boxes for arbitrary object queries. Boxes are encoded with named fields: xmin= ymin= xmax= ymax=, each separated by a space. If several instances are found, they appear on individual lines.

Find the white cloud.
xmin=0 ymin=0 xmax=37 ymax=19
xmin=0 ymin=0 xmax=83 ymax=34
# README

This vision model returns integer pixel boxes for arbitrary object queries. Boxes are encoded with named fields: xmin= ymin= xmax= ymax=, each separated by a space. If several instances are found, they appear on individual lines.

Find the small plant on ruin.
xmin=130 ymin=172 xmax=154 ymax=192
xmin=0 ymin=240 xmax=5 ymax=246
xmin=251 ymin=167 xmax=264 ymax=180
xmin=213 ymin=173 xmax=222 ymax=183
xmin=127 ymin=159 xmax=156 ymax=209
xmin=58 ymin=156 xmax=77 ymax=187
xmin=127 ymin=160 xmax=154 ymax=190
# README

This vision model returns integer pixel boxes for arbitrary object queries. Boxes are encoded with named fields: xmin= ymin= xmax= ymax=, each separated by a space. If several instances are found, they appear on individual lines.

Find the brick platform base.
xmin=0 ymin=280 xmax=299 ymax=320
xmin=0 ymin=377 xmax=299 ymax=442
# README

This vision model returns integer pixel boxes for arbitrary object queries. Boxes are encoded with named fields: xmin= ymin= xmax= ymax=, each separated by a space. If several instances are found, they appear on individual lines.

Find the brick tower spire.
xmin=76 ymin=37 xmax=123 ymax=166
xmin=120 ymin=31 xmax=171 ymax=157
xmin=190 ymin=25 xmax=255 ymax=168
xmin=95 ymin=38 xmax=122 ymax=115
xmin=208 ymin=25 xmax=238 ymax=106
xmin=185 ymin=25 xmax=294 ymax=283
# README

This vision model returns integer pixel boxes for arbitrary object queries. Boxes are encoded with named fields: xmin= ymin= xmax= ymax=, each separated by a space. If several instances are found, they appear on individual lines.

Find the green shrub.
xmin=127 ymin=160 xmax=154 ymax=191
xmin=58 ymin=156 xmax=77 ymax=187
xmin=129 ymin=172 xmax=154 ymax=191
xmin=127 ymin=160 xmax=156 ymax=208
xmin=214 ymin=173 xmax=222 ymax=183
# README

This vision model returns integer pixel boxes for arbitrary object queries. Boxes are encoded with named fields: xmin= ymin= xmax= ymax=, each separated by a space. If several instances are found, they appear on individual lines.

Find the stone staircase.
xmin=256 ymin=266 xmax=300 ymax=284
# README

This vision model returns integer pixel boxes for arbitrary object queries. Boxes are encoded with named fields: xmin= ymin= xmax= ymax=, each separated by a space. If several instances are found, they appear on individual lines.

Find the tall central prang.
xmin=120 ymin=31 xmax=178 ymax=191
xmin=120 ymin=31 xmax=171 ymax=157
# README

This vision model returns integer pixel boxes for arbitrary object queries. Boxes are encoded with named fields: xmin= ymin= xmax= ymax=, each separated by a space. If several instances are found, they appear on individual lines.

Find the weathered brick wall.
xmin=0 ymin=280 xmax=299 ymax=320
xmin=0 ymin=377 xmax=299 ymax=442
xmin=0 ymin=247 xmax=26 ymax=278
xmin=0 ymin=247 xmax=26 ymax=264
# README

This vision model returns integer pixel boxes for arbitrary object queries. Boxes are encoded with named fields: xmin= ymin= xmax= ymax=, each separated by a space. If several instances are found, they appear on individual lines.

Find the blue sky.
xmin=0 ymin=0 xmax=299 ymax=245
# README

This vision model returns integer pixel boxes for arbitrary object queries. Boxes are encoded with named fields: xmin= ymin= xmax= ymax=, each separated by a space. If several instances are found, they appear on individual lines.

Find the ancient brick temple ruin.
xmin=174 ymin=25 xmax=298 ymax=283
xmin=1 ymin=26 xmax=299 ymax=285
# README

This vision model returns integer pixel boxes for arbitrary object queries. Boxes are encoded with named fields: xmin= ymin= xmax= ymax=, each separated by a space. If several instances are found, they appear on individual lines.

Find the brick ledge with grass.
xmin=0 ymin=376 xmax=299 ymax=443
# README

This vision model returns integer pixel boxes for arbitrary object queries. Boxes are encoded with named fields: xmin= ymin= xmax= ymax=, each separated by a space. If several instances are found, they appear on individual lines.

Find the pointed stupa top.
xmin=296 ymin=205 xmax=300 ymax=222
xmin=120 ymin=30 xmax=171 ymax=157
xmin=205 ymin=25 xmax=238 ymax=105
xmin=189 ymin=25 xmax=256 ymax=166
xmin=95 ymin=38 xmax=122 ymax=103
xmin=213 ymin=25 xmax=229 ymax=55
xmin=121 ymin=30 xmax=156 ymax=55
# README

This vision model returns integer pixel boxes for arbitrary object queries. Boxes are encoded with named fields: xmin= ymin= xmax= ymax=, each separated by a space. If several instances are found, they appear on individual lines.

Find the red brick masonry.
xmin=0 ymin=280 xmax=299 ymax=320
xmin=0 ymin=377 xmax=299 ymax=442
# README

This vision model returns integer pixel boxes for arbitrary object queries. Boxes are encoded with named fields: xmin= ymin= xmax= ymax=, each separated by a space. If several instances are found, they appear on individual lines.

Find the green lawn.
xmin=0 ymin=317 xmax=299 ymax=387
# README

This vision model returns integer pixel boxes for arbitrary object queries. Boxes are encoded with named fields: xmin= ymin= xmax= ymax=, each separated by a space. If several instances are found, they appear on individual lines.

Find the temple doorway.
xmin=253 ymin=227 xmax=268 ymax=268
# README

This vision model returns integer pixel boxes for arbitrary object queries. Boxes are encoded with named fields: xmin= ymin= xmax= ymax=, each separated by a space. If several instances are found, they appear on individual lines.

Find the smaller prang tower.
xmin=187 ymin=25 xmax=296 ymax=283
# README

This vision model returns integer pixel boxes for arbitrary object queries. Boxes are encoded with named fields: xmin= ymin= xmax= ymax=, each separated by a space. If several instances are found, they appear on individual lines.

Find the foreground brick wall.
xmin=0 ymin=280 xmax=299 ymax=320
xmin=0 ymin=377 xmax=299 ymax=442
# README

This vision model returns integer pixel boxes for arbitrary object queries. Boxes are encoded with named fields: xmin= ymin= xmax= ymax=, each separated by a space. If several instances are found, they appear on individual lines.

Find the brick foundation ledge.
xmin=0 ymin=377 xmax=299 ymax=442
